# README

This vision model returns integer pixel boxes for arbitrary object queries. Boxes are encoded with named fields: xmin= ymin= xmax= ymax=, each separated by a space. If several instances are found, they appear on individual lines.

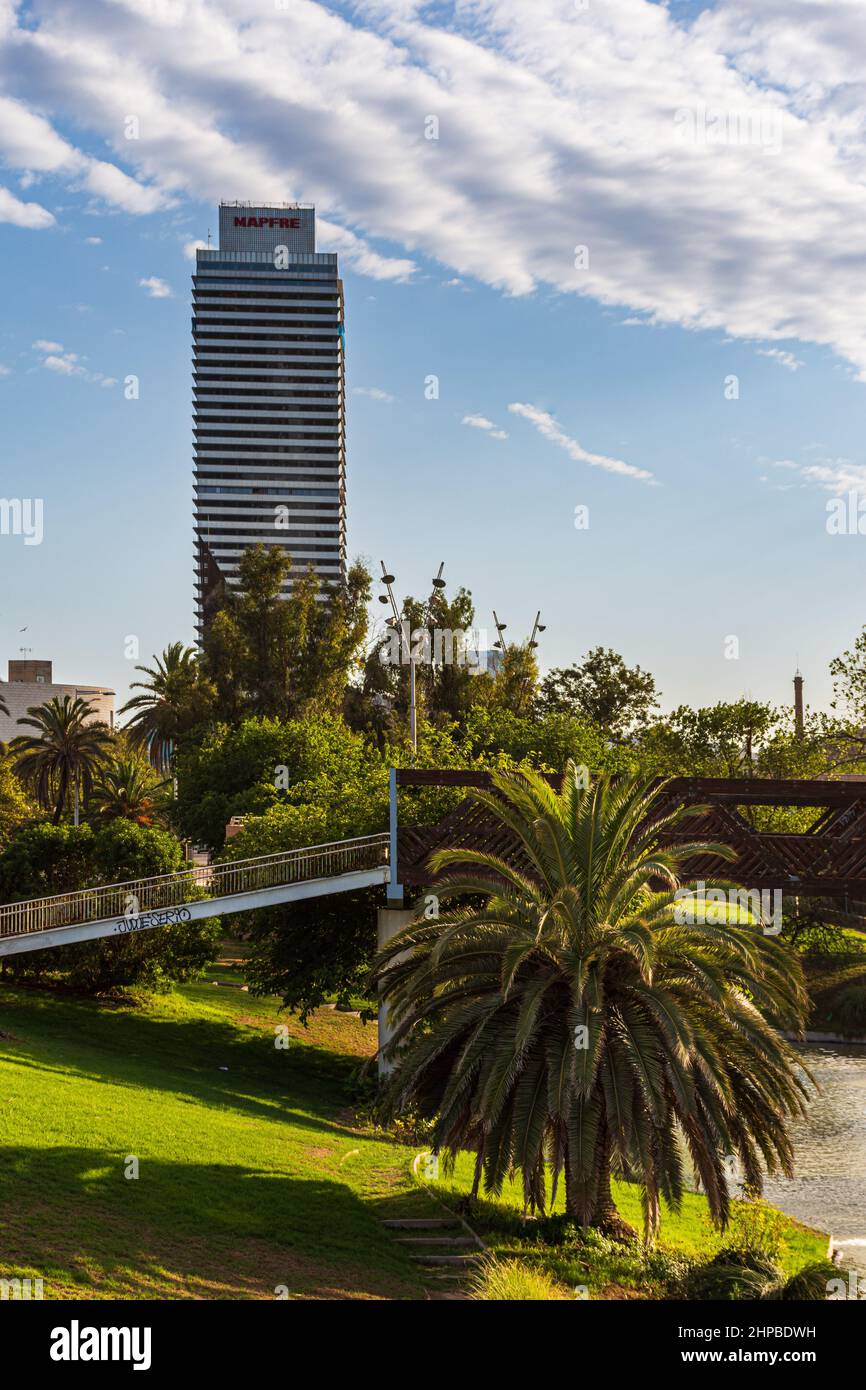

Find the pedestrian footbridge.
xmin=0 ymin=834 xmax=391 ymax=958
xmin=9 ymin=766 xmax=866 ymax=960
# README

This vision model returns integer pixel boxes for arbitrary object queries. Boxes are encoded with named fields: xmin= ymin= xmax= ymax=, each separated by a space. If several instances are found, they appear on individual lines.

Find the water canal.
xmin=763 ymin=1043 xmax=866 ymax=1284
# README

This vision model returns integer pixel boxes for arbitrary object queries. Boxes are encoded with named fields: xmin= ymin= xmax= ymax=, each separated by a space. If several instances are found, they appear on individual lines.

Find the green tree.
xmin=463 ymin=703 xmax=634 ymax=778
xmin=637 ymin=700 xmax=777 ymax=778
xmin=202 ymin=544 xmax=370 ymax=722
xmin=0 ymin=822 xmax=95 ymax=899
xmin=88 ymin=817 xmax=184 ymax=883
xmin=0 ymin=819 xmax=219 ymax=992
xmin=216 ymin=731 xmax=390 ymax=1018
xmin=829 ymin=625 xmax=866 ymax=719
xmin=174 ymin=712 xmax=386 ymax=852
xmin=824 ymin=626 xmax=866 ymax=768
xmin=120 ymin=643 xmax=215 ymax=773
xmin=540 ymin=648 xmax=659 ymax=738
xmin=374 ymin=764 xmax=809 ymax=1237
xmin=482 ymin=642 xmax=540 ymax=720
xmin=242 ymin=889 xmax=379 ymax=1021
xmin=217 ymin=714 xmax=501 ymax=1017
xmin=91 ymin=754 xmax=167 ymax=825
xmin=363 ymin=582 xmax=480 ymax=736
xmin=750 ymin=710 xmax=851 ymax=832
xmin=11 ymin=696 xmax=112 ymax=824
xmin=0 ymin=753 xmax=35 ymax=849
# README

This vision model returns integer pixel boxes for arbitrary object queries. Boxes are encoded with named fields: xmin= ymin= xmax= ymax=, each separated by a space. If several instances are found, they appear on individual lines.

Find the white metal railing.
xmin=0 ymin=833 xmax=390 ymax=941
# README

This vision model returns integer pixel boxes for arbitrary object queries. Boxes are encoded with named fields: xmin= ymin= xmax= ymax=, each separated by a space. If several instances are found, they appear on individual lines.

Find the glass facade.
xmin=193 ymin=203 xmax=346 ymax=637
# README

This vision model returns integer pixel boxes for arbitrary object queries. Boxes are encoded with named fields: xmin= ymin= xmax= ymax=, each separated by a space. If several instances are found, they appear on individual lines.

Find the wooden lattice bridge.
xmin=392 ymin=770 xmax=866 ymax=899
xmin=6 ymin=770 xmax=866 ymax=960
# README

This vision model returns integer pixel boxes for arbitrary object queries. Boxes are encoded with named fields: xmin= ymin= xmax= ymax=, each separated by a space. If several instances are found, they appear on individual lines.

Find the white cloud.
xmin=139 ymin=276 xmax=173 ymax=299
xmin=0 ymin=364 xmax=11 ymax=377
xmin=0 ymin=93 xmax=165 ymax=218
xmin=82 ymin=160 xmax=164 ymax=214
xmin=766 ymin=455 xmax=866 ymax=494
xmin=462 ymin=414 xmax=508 ymax=440
xmin=34 ymin=341 xmax=116 ymax=387
xmin=43 ymin=352 xmax=82 ymax=376
xmin=509 ymin=402 xmax=654 ymax=484
xmin=757 ymin=347 xmax=805 ymax=372
xmin=353 ymin=385 xmax=395 ymax=402
xmin=802 ymin=462 xmax=866 ymax=492
xmin=3 ymin=1 xmax=866 ymax=363
xmin=0 ymin=184 xmax=54 ymax=229
xmin=317 ymin=220 xmax=414 ymax=282
xmin=183 ymin=239 xmax=208 ymax=259
xmin=84 ymin=235 xmax=102 ymax=245
xmin=0 ymin=95 xmax=73 ymax=172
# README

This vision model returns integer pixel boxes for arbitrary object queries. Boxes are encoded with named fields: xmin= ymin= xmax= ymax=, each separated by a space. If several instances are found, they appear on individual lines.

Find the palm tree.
xmin=11 ymin=696 xmax=112 ymax=824
xmin=91 ymin=754 xmax=167 ymax=825
xmin=0 ymin=687 xmax=8 ymax=719
xmin=120 ymin=643 xmax=211 ymax=773
xmin=374 ymin=763 xmax=811 ymax=1239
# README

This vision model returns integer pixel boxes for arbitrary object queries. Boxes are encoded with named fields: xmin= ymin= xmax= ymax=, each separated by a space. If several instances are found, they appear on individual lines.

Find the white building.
xmin=192 ymin=202 xmax=346 ymax=636
xmin=0 ymin=660 xmax=114 ymax=744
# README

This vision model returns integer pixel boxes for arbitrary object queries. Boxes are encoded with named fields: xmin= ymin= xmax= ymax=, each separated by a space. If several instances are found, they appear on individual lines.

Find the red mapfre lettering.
xmin=233 ymin=216 xmax=302 ymax=229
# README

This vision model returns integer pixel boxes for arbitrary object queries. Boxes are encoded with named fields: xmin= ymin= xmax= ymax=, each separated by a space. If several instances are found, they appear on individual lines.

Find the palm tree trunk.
xmin=564 ymin=1126 xmax=637 ymax=1241
xmin=53 ymin=767 xmax=69 ymax=825
xmin=589 ymin=1127 xmax=638 ymax=1241
xmin=470 ymin=1146 xmax=483 ymax=1201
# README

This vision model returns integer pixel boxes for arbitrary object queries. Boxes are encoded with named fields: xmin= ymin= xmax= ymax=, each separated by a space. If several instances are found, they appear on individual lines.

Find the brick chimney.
xmin=793 ymin=670 xmax=804 ymax=738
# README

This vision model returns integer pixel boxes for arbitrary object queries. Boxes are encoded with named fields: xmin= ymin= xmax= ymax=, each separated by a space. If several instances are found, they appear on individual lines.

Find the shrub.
xmin=467 ymin=1257 xmax=572 ymax=1301
xmin=724 ymin=1198 xmax=788 ymax=1263
xmin=0 ymin=819 xmax=220 ymax=994
xmin=687 ymin=1248 xmax=782 ymax=1301
xmin=8 ymin=915 xmax=223 ymax=995
xmin=686 ymin=1248 xmax=837 ymax=1301
xmin=828 ymin=985 xmax=866 ymax=1037
xmin=174 ymin=714 xmax=388 ymax=851
xmin=241 ymin=888 xmax=379 ymax=1020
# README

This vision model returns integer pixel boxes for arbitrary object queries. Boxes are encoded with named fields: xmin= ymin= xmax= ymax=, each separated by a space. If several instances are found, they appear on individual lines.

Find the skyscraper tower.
xmin=192 ymin=202 xmax=346 ymax=636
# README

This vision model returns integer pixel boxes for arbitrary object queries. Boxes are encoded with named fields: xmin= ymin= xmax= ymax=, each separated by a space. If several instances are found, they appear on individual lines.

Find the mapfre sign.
xmin=234 ymin=216 xmax=300 ymax=229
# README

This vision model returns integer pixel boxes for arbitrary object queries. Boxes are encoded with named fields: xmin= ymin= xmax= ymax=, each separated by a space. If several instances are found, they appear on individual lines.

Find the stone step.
xmin=411 ymin=1252 xmax=483 ymax=1266
xmin=382 ymin=1218 xmax=461 ymax=1229
xmin=396 ymin=1235 xmax=477 ymax=1247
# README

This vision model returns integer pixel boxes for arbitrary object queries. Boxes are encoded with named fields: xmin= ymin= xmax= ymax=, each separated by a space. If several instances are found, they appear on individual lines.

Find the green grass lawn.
xmin=0 ymin=952 xmax=830 ymax=1301
xmin=0 ymin=960 xmax=432 ymax=1300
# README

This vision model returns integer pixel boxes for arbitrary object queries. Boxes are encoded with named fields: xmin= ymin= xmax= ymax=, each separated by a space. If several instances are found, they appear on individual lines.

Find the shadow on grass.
xmin=0 ymin=1145 xmax=422 ymax=1300
xmin=0 ymin=982 xmax=366 ymax=1136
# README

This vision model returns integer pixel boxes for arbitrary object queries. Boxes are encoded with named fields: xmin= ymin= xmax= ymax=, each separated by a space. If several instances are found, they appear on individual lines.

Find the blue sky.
xmin=1 ymin=0 xmax=866 ymax=718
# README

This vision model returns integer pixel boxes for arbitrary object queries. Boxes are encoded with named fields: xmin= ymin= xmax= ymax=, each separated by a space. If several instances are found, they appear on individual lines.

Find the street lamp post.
xmin=492 ymin=609 xmax=547 ymax=704
xmin=378 ymin=560 xmax=446 ymax=761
